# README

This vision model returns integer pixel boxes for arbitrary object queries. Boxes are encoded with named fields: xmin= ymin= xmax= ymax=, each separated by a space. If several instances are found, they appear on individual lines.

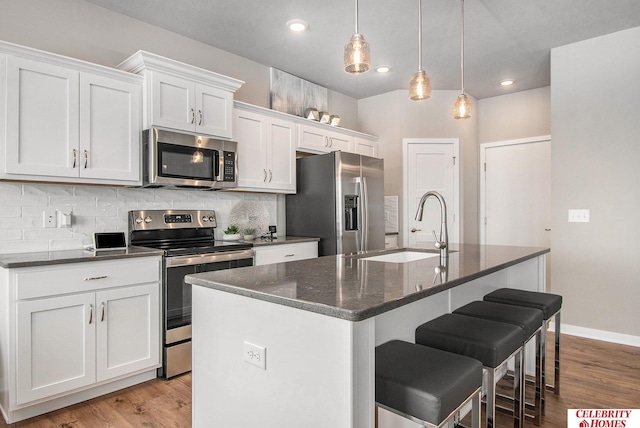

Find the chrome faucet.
xmin=415 ymin=191 xmax=449 ymax=260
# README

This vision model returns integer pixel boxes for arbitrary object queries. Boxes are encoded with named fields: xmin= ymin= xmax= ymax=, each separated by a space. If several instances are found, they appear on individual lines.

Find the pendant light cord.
xmin=418 ymin=0 xmax=423 ymax=71
xmin=355 ymin=0 xmax=359 ymax=34
xmin=460 ymin=0 xmax=465 ymax=94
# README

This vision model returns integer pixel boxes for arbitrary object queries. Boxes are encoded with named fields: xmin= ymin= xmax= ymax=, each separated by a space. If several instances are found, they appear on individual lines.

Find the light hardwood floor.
xmin=2 ymin=333 xmax=639 ymax=427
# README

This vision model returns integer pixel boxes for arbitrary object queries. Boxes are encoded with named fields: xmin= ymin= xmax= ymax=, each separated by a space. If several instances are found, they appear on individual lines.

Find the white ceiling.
xmin=84 ymin=0 xmax=640 ymax=100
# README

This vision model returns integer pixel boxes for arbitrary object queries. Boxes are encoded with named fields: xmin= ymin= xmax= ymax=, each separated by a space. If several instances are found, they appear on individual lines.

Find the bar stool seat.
xmin=484 ymin=288 xmax=563 ymax=418
xmin=453 ymin=301 xmax=544 ymax=424
xmin=376 ymin=340 xmax=482 ymax=428
xmin=415 ymin=313 xmax=525 ymax=428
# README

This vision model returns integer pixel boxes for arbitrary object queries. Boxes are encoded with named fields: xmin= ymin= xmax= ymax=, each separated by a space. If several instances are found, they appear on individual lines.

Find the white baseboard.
xmin=549 ymin=321 xmax=640 ymax=347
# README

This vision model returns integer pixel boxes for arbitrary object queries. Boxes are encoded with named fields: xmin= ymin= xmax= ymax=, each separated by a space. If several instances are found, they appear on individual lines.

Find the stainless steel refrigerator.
xmin=286 ymin=151 xmax=385 ymax=256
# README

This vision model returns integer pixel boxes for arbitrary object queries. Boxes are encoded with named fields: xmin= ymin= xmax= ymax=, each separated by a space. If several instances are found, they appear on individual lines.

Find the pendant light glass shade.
xmin=344 ymin=0 xmax=370 ymax=74
xmin=453 ymin=94 xmax=471 ymax=119
xmin=410 ymin=70 xmax=431 ymax=100
xmin=344 ymin=34 xmax=371 ymax=74
xmin=409 ymin=0 xmax=431 ymax=100
xmin=453 ymin=0 xmax=471 ymax=119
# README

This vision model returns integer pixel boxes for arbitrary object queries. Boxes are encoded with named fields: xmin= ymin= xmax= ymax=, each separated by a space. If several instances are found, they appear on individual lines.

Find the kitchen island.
xmin=186 ymin=244 xmax=549 ymax=428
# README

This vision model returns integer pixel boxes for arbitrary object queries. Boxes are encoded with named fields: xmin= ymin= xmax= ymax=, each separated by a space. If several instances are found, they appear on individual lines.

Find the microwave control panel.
xmin=223 ymin=151 xmax=236 ymax=181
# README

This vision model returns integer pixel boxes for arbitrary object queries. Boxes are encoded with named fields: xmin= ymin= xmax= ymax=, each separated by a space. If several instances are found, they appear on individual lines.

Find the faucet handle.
xmin=432 ymin=230 xmax=447 ymax=250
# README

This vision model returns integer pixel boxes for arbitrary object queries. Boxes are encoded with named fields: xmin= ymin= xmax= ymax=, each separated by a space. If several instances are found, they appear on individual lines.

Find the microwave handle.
xmin=215 ymin=149 xmax=223 ymax=181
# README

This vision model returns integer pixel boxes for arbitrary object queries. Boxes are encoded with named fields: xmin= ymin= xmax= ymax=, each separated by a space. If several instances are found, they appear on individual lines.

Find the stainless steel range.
xmin=129 ymin=209 xmax=254 ymax=378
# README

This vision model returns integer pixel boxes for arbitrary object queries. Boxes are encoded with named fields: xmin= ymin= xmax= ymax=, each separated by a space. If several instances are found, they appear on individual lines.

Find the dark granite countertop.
xmin=186 ymin=243 xmax=550 ymax=321
xmin=0 ymin=246 xmax=164 ymax=269
xmin=244 ymin=236 xmax=320 ymax=247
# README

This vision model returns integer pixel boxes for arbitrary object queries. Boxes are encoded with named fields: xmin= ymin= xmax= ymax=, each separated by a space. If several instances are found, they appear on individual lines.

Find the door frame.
xmin=479 ymin=135 xmax=551 ymax=245
xmin=402 ymin=138 xmax=460 ymax=247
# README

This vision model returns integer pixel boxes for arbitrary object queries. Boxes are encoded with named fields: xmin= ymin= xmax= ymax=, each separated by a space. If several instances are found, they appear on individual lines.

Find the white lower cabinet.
xmin=384 ymin=234 xmax=399 ymax=249
xmin=1 ymin=257 xmax=161 ymax=423
xmin=253 ymin=242 xmax=318 ymax=266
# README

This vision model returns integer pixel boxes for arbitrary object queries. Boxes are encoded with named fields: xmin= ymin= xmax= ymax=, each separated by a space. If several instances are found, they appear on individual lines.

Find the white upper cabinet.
xmin=234 ymin=105 xmax=296 ymax=193
xmin=353 ymin=136 xmax=379 ymax=158
xmin=1 ymin=42 xmax=143 ymax=185
xmin=118 ymin=51 xmax=243 ymax=139
xmin=297 ymin=124 xmax=354 ymax=154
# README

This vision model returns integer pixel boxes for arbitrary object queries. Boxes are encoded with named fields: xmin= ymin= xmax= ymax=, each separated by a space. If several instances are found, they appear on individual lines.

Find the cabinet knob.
xmin=410 ymin=228 xmax=422 ymax=233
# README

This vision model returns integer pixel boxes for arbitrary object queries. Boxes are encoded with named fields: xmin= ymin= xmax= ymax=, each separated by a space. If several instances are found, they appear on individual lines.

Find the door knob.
xmin=410 ymin=228 xmax=422 ymax=233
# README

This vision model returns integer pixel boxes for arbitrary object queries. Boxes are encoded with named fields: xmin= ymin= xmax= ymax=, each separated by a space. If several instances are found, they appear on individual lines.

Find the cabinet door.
xmin=254 ymin=242 xmax=318 ymax=266
xmin=297 ymin=125 xmax=330 ymax=153
xmin=266 ymin=117 xmax=296 ymax=192
xmin=16 ymin=293 xmax=96 ymax=405
xmin=79 ymin=73 xmax=141 ymax=183
xmin=196 ymin=83 xmax=233 ymax=138
xmin=96 ymin=283 xmax=160 ymax=382
xmin=354 ymin=137 xmax=379 ymax=158
xmin=234 ymin=109 xmax=268 ymax=189
xmin=150 ymin=71 xmax=194 ymax=132
xmin=5 ymin=56 xmax=79 ymax=177
xmin=326 ymin=131 xmax=354 ymax=153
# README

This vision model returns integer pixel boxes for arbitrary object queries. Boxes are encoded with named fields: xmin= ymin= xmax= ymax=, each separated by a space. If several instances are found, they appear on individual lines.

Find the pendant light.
xmin=453 ymin=0 xmax=471 ymax=119
xmin=409 ymin=0 xmax=431 ymax=100
xmin=344 ymin=0 xmax=371 ymax=74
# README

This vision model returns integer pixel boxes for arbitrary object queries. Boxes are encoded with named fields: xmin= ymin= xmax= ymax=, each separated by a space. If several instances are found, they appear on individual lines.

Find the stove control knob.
xmin=208 ymin=216 xmax=215 ymax=222
xmin=144 ymin=216 xmax=152 ymax=224
xmin=202 ymin=216 xmax=208 ymax=222
xmin=135 ymin=217 xmax=144 ymax=224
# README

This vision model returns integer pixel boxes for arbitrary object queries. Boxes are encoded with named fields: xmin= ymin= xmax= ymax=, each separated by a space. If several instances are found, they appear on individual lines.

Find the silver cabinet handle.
xmin=324 ymin=136 xmax=328 ymax=147
xmin=191 ymin=108 xmax=195 ymax=124
xmin=84 ymin=275 xmax=107 ymax=281
xmin=268 ymin=170 xmax=272 ymax=182
xmin=101 ymin=302 xmax=105 ymax=322
xmin=198 ymin=110 xmax=203 ymax=126
xmin=84 ymin=150 xmax=88 ymax=169
xmin=410 ymin=228 xmax=422 ymax=233
xmin=545 ymin=228 xmax=551 ymax=231
xmin=72 ymin=149 xmax=77 ymax=168
xmin=263 ymin=169 xmax=267 ymax=182
xmin=284 ymin=254 xmax=295 ymax=257
xmin=329 ymin=137 xmax=333 ymax=148
xmin=89 ymin=304 xmax=93 ymax=324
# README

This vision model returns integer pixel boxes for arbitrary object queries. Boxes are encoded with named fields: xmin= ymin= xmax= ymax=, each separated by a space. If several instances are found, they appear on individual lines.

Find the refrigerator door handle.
xmin=357 ymin=176 xmax=369 ymax=252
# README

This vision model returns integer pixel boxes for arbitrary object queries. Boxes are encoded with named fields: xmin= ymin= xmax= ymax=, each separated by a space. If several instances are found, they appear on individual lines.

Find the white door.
xmin=150 ymin=71 xmax=194 ymax=132
xmin=5 ymin=56 xmax=79 ymax=177
xmin=403 ymin=138 xmax=459 ymax=247
xmin=266 ymin=117 xmax=296 ymax=192
xmin=96 ymin=283 xmax=160 ymax=382
xmin=195 ymin=83 xmax=233 ymax=138
xmin=16 ymin=293 xmax=96 ymax=404
xmin=234 ymin=109 xmax=268 ymax=189
xmin=480 ymin=137 xmax=551 ymax=248
xmin=79 ymin=73 xmax=141 ymax=183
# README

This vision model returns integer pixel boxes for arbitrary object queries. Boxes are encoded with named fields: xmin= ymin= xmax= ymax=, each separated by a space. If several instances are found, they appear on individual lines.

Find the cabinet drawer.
xmin=254 ymin=242 xmax=318 ymax=266
xmin=16 ymin=257 xmax=161 ymax=300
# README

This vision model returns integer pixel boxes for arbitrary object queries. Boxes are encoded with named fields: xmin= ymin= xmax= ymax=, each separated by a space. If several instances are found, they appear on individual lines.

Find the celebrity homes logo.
xmin=568 ymin=409 xmax=640 ymax=427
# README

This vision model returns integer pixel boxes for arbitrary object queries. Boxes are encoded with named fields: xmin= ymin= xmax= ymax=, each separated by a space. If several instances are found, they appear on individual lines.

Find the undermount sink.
xmin=361 ymin=251 xmax=440 ymax=263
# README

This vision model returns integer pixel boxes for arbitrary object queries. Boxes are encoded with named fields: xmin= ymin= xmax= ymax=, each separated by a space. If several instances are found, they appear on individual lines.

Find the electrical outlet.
xmin=568 ymin=209 xmax=590 ymax=223
xmin=243 ymin=341 xmax=266 ymax=370
xmin=43 ymin=209 xmax=57 ymax=228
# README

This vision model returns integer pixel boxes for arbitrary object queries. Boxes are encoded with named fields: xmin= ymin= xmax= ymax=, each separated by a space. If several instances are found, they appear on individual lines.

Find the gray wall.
xmin=551 ymin=27 xmax=640 ymax=337
xmin=0 ymin=0 xmax=359 ymax=129
xmin=478 ymin=87 xmax=551 ymax=144
xmin=359 ymin=90 xmax=479 ymax=245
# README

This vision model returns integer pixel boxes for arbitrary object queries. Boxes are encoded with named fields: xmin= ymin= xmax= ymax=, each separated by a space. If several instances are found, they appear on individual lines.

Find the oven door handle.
xmin=165 ymin=249 xmax=255 ymax=267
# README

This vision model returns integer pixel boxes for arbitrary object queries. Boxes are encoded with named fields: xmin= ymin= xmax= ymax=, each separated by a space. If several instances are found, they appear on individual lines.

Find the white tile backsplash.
xmin=0 ymin=182 xmax=277 ymax=255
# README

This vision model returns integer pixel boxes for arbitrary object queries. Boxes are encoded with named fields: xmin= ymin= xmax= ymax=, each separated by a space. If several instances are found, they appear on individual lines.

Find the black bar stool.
xmin=376 ymin=340 xmax=482 ymax=428
xmin=453 ymin=301 xmax=544 ymax=425
xmin=483 ymin=288 xmax=562 ymax=414
xmin=415 ymin=314 xmax=524 ymax=428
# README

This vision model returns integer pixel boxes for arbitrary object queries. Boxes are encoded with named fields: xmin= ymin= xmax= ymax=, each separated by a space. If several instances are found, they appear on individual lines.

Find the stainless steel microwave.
xmin=142 ymin=128 xmax=237 ymax=189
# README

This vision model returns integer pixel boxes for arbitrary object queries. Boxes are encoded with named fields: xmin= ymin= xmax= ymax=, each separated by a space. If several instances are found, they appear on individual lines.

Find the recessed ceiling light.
xmin=500 ymin=79 xmax=515 ymax=86
xmin=375 ymin=65 xmax=391 ymax=73
xmin=286 ymin=19 xmax=308 ymax=32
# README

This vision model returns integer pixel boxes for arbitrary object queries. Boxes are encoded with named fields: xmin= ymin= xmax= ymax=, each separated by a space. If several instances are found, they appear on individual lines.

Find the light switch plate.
xmin=568 ymin=209 xmax=589 ymax=223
